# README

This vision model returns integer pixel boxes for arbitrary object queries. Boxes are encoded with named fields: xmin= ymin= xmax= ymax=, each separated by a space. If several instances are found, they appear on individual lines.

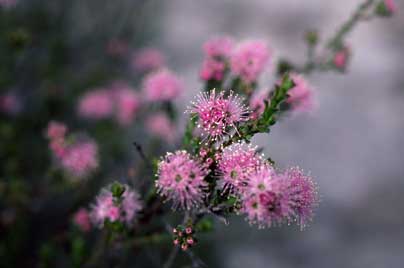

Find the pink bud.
xmin=173 ymin=228 xmax=178 ymax=234
xmin=173 ymin=239 xmax=180 ymax=245
xmin=181 ymin=243 xmax=188 ymax=251
xmin=185 ymin=227 xmax=192 ymax=234
xmin=186 ymin=237 xmax=194 ymax=245
xmin=199 ymin=148 xmax=208 ymax=157
xmin=206 ymin=158 xmax=213 ymax=166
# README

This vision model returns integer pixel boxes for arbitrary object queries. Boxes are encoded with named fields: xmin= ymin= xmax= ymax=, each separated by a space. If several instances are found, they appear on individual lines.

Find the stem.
xmin=327 ymin=0 xmax=375 ymax=50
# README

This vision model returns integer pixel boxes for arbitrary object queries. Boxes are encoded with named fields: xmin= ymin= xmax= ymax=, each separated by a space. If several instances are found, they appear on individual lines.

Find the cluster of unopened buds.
xmin=172 ymin=225 xmax=197 ymax=251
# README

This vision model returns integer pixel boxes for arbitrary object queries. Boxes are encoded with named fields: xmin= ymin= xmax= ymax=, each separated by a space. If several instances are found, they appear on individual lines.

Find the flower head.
xmin=145 ymin=112 xmax=177 ymax=142
xmin=61 ymin=140 xmax=98 ymax=178
xmin=230 ymin=40 xmax=271 ymax=83
xmin=111 ymin=83 xmax=141 ymax=126
xmin=200 ymin=58 xmax=227 ymax=81
xmin=90 ymin=184 xmax=142 ymax=228
xmin=78 ymin=89 xmax=114 ymax=120
xmin=73 ymin=208 xmax=91 ymax=232
xmin=384 ymin=0 xmax=396 ymax=13
xmin=286 ymin=73 xmax=316 ymax=114
xmin=242 ymin=165 xmax=318 ymax=229
xmin=187 ymin=89 xmax=250 ymax=142
xmin=217 ymin=142 xmax=263 ymax=194
xmin=0 ymin=93 xmax=21 ymax=115
xmin=156 ymin=151 xmax=209 ymax=210
xmin=280 ymin=167 xmax=318 ymax=228
xmin=142 ymin=69 xmax=183 ymax=102
xmin=203 ymin=36 xmax=234 ymax=58
xmin=46 ymin=121 xmax=67 ymax=140
xmin=132 ymin=48 xmax=165 ymax=72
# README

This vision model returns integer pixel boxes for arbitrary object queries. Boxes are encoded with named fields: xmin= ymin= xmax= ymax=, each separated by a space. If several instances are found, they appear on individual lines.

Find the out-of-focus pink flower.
xmin=333 ymin=47 xmax=350 ymax=70
xmin=384 ymin=0 xmax=397 ymax=13
xmin=106 ymin=38 xmax=129 ymax=57
xmin=203 ymin=36 xmax=234 ymax=58
xmin=0 ymin=93 xmax=21 ymax=115
xmin=46 ymin=121 xmax=67 ymax=140
xmin=90 ymin=184 xmax=142 ymax=228
xmin=249 ymin=89 xmax=270 ymax=119
xmin=0 ymin=0 xmax=16 ymax=8
xmin=73 ymin=208 xmax=91 ymax=232
xmin=50 ymin=138 xmax=67 ymax=158
xmin=200 ymin=58 xmax=227 ymax=81
xmin=131 ymin=48 xmax=165 ymax=72
xmin=230 ymin=40 xmax=271 ymax=83
xmin=145 ymin=112 xmax=177 ymax=142
xmin=61 ymin=140 xmax=98 ymax=178
xmin=186 ymin=89 xmax=250 ymax=142
xmin=217 ymin=142 xmax=263 ymax=194
xmin=111 ymin=83 xmax=141 ymax=126
xmin=78 ymin=89 xmax=114 ymax=120
xmin=156 ymin=151 xmax=209 ymax=210
xmin=142 ymin=69 xmax=183 ymax=102
xmin=286 ymin=73 xmax=316 ymax=114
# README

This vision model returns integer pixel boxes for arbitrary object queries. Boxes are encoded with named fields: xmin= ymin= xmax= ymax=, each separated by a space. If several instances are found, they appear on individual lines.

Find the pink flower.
xmin=230 ymin=40 xmax=271 ymax=83
xmin=217 ymin=142 xmax=263 ymax=194
xmin=61 ymin=140 xmax=98 ymax=178
xmin=46 ymin=121 xmax=67 ymax=140
xmin=121 ymin=188 xmax=143 ymax=225
xmin=186 ymin=89 xmax=250 ymax=142
xmin=90 ymin=184 xmax=142 ymax=228
xmin=242 ymin=165 xmax=318 ymax=229
xmin=333 ymin=47 xmax=350 ymax=70
xmin=0 ymin=93 xmax=21 ymax=115
xmin=106 ymin=38 xmax=129 ymax=57
xmin=249 ymin=89 xmax=270 ymax=119
xmin=384 ymin=0 xmax=397 ymax=13
xmin=286 ymin=73 xmax=316 ymax=114
xmin=0 ymin=0 xmax=17 ymax=8
xmin=156 ymin=151 xmax=209 ymax=210
xmin=200 ymin=58 xmax=227 ymax=81
xmin=73 ymin=208 xmax=91 ymax=232
xmin=241 ymin=165 xmax=286 ymax=228
xmin=78 ymin=89 xmax=114 ymax=120
xmin=280 ymin=167 xmax=318 ymax=228
xmin=203 ymin=36 xmax=234 ymax=58
xmin=131 ymin=48 xmax=165 ymax=72
xmin=111 ymin=83 xmax=141 ymax=126
xmin=145 ymin=112 xmax=177 ymax=142
xmin=142 ymin=69 xmax=183 ymax=102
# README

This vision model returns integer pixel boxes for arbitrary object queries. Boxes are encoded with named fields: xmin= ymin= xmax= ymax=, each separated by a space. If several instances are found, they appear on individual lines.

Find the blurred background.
xmin=1 ymin=0 xmax=403 ymax=267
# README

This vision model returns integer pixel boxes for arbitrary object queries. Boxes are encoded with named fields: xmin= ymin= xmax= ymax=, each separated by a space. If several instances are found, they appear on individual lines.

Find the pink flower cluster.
xmin=242 ymin=165 xmax=318 ymax=229
xmin=156 ymin=151 xmax=209 ymax=210
xmin=200 ymin=36 xmax=234 ymax=81
xmin=77 ymin=82 xmax=141 ymax=126
xmin=45 ymin=121 xmax=99 ymax=178
xmin=187 ymin=89 xmax=250 ymax=142
xmin=200 ymin=37 xmax=271 ymax=83
xmin=0 ymin=0 xmax=17 ymax=8
xmin=132 ymin=48 xmax=165 ymax=73
xmin=384 ymin=0 xmax=397 ymax=13
xmin=286 ymin=73 xmax=316 ymax=114
xmin=145 ymin=112 xmax=177 ymax=142
xmin=73 ymin=208 xmax=91 ymax=232
xmin=230 ymin=40 xmax=271 ymax=83
xmin=0 ymin=92 xmax=21 ymax=115
xmin=90 ymin=184 xmax=143 ymax=228
xmin=216 ymin=142 xmax=263 ymax=194
xmin=142 ymin=69 xmax=183 ymax=102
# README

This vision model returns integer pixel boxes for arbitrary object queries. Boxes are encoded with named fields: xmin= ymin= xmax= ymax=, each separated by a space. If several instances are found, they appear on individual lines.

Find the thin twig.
xmin=133 ymin=141 xmax=153 ymax=169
